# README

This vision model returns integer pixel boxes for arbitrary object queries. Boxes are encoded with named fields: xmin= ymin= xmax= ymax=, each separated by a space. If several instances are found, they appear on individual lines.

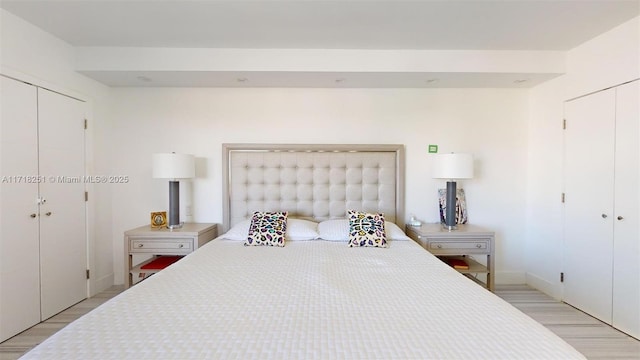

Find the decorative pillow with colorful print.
xmin=245 ymin=211 xmax=288 ymax=247
xmin=347 ymin=210 xmax=387 ymax=248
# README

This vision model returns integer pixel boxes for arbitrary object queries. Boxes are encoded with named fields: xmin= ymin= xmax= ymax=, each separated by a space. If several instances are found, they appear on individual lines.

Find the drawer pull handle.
xmin=617 ymin=216 xmax=624 ymax=221
xmin=476 ymin=244 xmax=482 ymax=248
xmin=178 ymin=244 xmax=184 ymax=248
xmin=138 ymin=244 xmax=143 ymax=248
xmin=45 ymin=211 xmax=52 ymax=216
xmin=30 ymin=213 xmax=37 ymax=218
xmin=436 ymin=244 xmax=442 ymax=249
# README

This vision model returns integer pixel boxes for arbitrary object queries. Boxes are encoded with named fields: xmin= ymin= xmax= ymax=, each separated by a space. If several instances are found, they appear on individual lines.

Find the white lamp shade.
xmin=152 ymin=153 xmax=195 ymax=179
xmin=432 ymin=153 xmax=474 ymax=179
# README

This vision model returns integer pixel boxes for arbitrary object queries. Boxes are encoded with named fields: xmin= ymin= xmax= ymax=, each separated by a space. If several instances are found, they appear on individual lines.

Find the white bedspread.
xmin=22 ymin=239 xmax=585 ymax=359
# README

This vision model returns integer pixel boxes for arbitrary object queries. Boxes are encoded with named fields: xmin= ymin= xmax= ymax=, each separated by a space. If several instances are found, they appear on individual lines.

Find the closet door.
xmin=612 ymin=80 xmax=639 ymax=338
xmin=563 ymin=88 xmax=616 ymax=323
xmin=0 ymin=76 xmax=41 ymax=341
xmin=37 ymin=88 xmax=87 ymax=320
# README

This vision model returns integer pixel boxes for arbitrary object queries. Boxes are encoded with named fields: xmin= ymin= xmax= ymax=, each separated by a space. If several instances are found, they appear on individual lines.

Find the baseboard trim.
xmin=526 ymin=272 xmax=561 ymax=300
xmin=90 ymin=273 xmax=114 ymax=297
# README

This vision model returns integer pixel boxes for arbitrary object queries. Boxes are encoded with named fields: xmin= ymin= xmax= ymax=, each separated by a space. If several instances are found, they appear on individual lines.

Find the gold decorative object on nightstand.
xmin=150 ymin=211 xmax=167 ymax=228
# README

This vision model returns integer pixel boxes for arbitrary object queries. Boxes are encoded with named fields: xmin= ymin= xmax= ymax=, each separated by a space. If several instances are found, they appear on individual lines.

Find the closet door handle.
xmin=30 ymin=213 xmax=37 ymax=218
xmin=601 ymin=214 xmax=608 ymax=219
xmin=617 ymin=216 xmax=624 ymax=221
xmin=45 ymin=211 xmax=52 ymax=216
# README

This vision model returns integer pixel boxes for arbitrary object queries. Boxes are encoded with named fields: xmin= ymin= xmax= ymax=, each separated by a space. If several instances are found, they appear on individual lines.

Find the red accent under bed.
xmin=140 ymin=256 xmax=184 ymax=270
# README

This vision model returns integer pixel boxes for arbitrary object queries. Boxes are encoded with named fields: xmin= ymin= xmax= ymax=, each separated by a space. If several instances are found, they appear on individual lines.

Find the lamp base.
xmin=442 ymin=180 xmax=458 ymax=230
xmin=168 ymin=180 xmax=181 ymax=230
xmin=441 ymin=223 xmax=458 ymax=231
xmin=167 ymin=222 xmax=184 ymax=230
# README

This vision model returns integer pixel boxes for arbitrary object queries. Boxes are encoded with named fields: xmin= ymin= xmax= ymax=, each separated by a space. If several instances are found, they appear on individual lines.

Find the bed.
xmin=21 ymin=144 xmax=585 ymax=359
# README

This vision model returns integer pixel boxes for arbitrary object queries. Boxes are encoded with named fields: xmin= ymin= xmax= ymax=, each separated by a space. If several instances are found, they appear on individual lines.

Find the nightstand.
xmin=124 ymin=223 xmax=217 ymax=288
xmin=406 ymin=223 xmax=495 ymax=291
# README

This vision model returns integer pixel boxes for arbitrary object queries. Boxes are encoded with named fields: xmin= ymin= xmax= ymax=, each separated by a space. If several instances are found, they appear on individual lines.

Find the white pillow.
xmin=317 ymin=219 xmax=350 ymax=241
xmin=385 ymin=222 xmax=411 ymax=241
xmin=223 ymin=218 xmax=319 ymax=241
xmin=223 ymin=219 xmax=251 ymax=240
xmin=317 ymin=218 xmax=411 ymax=241
xmin=286 ymin=218 xmax=320 ymax=240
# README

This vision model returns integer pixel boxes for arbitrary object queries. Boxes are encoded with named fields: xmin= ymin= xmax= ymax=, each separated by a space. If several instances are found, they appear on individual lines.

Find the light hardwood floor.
xmin=496 ymin=285 xmax=639 ymax=359
xmin=1 ymin=284 xmax=638 ymax=359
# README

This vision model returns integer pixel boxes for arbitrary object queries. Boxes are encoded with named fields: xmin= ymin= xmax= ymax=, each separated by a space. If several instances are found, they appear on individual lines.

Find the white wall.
xmin=109 ymin=87 xmax=530 ymax=284
xmin=526 ymin=16 xmax=639 ymax=298
xmin=0 ymin=9 xmax=114 ymax=296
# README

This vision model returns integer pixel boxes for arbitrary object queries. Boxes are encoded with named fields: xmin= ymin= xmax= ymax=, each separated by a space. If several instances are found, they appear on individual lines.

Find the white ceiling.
xmin=2 ymin=0 xmax=638 ymax=87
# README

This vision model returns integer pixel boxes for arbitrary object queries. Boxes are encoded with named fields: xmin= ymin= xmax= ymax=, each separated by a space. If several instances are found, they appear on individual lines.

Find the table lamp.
xmin=433 ymin=153 xmax=474 ymax=230
xmin=152 ymin=153 xmax=195 ymax=229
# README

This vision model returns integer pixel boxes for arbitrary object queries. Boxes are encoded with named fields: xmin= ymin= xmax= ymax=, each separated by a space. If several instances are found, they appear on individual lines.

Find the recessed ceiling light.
xmin=136 ymin=76 xmax=152 ymax=82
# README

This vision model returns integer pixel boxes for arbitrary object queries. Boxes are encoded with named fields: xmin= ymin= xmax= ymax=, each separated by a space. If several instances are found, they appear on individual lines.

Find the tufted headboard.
xmin=222 ymin=144 xmax=405 ymax=232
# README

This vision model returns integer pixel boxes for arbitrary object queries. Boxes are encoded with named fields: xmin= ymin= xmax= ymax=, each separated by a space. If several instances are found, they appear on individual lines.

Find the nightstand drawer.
xmin=429 ymin=241 xmax=488 ymax=251
xmin=130 ymin=239 xmax=192 ymax=253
